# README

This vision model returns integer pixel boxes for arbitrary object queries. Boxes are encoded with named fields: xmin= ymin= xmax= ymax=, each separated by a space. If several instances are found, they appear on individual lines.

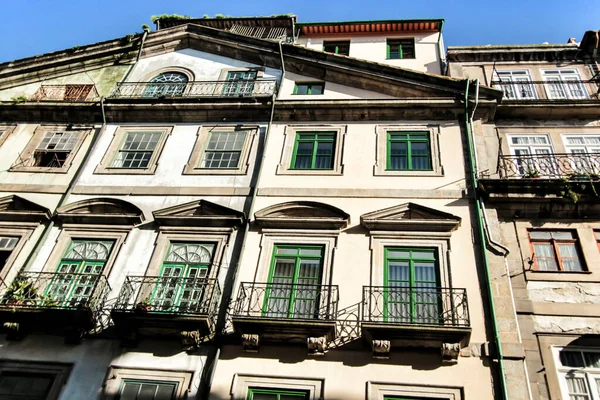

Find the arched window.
xmin=143 ymin=72 xmax=189 ymax=98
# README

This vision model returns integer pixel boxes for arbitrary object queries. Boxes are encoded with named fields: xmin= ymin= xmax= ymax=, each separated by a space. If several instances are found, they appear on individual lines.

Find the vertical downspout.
xmin=437 ymin=20 xmax=445 ymax=75
xmin=119 ymin=28 xmax=149 ymax=84
xmin=463 ymin=79 xmax=509 ymax=400
xmin=198 ymin=40 xmax=286 ymax=399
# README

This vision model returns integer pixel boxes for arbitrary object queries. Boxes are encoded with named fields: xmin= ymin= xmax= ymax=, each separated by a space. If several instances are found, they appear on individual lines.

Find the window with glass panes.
xmin=264 ymin=245 xmax=324 ymax=319
xmin=118 ymin=379 xmax=179 ymax=400
xmin=386 ymin=39 xmax=415 ymax=59
xmin=247 ymin=388 xmax=309 ymax=399
xmin=543 ymin=69 xmax=588 ymax=100
xmin=563 ymin=135 xmax=600 ymax=176
xmin=495 ymin=70 xmax=537 ymax=100
xmin=557 ymin=349 xmax=600 ymax=400
xmin=45 ymin=239 xmax=114 ymax=307
xmin=143 ymin=72 xmax=188 ymax=98
xmin=384 ymin=247 xmax=439 ymax=324
xmin=200 ymin=131 xmax=247 ymax=169
xmin=291 ymin=132 xmax=336 ymax=170
xmin=293 ymin=82 xmax=324 ymax=95
xmin=529 ymin=231 xmax=585 ymax=271
xmin=33 ymin=131 xmax=80 ymax=168
xmin=323 ymin=41 xmax=350 ymax=56
xmin=111 ymin=131 xmax=162 ymax=169
xmin=387 ymin=132 xmax=431 ymax=171
xmin=0 ymin=371 xmax=56 ymax=400
xmin=0 ymin=236 xmax=18 ymax=273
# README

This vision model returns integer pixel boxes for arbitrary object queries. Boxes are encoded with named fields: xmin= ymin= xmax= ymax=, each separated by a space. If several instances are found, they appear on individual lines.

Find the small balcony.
xmin=30 ymin=84 xmax=99 ymax=102
xmin=230 ymin=282 xmax=338 ymax=352
xmin=362 ymin=286 xmax=471 ymax=360
xmin=498 ymin=153 xmax=600 ymax=180
xmin=491 ymin=80 xmax=598 ymax=101
xmin=0 ymin=271 xmax=110 ymax=342
xmin=111 ymin=276 xmax=221 ymax=348
xmin=109 ymin=80 xmax=278 ymax=100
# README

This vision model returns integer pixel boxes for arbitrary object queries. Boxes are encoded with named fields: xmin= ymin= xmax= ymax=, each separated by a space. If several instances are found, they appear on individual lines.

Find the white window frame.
xmin=494 ymin=70 xmax=537 ymax=100
xmin=561 ymin=134 xmax=600 ymax=175
xmin=367 ymin=381 xmax=463 ymax=400
xmin=542 ymin=69 xmax=589 ymax=100
xmin=102 ymin=367 xmax=193 ymax=400
xmin=506 ymin=134 xmax=557 ymax=177
xmin=231 ymin=374 xmax=324 ymax=400
xmin=553 ymin=347 xmax=600 ymax=400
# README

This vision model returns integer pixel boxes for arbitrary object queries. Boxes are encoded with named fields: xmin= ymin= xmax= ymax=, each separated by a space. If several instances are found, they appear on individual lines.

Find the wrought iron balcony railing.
xmin=113 ymin=276 xmax=221 ymax=318
xmin=30 ymin=84 xmax=100 ymax=101
xmin=0 ymin=271 xmax=110 ymax=313
xmin=491 ymin=80 xmax=598 ymax=101
xmin=110 ymin=80 xmax=278 ymax=99
xmin=498 ymin=153 xmax=600 ymax=179
xmin=231 ymin=282 xmax=339 ymax=321
xmin=362 ymin=286 xmax=470 ymax=327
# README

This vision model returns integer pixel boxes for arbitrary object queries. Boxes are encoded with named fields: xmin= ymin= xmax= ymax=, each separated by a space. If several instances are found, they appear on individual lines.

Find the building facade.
xmin=448 ymin=31 xmax=600 ymax=400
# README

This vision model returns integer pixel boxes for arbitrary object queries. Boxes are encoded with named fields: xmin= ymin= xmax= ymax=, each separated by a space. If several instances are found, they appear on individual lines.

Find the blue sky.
xmin=1 ymin=0 xmax=598 ymax=63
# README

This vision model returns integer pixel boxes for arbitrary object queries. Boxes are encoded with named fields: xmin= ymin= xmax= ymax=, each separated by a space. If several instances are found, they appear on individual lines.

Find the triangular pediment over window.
xmin=56 ymin=198 xmax=144 ymax=225
xmin=153 ymin=200 xmax=245 ymax=228
xmin=254 ymin=201 xmax=349 ymax=230
xmin=0 ymin=195 xmax=52 ymax=223
xmin=360 ymin=202 xmax=461 ymax=232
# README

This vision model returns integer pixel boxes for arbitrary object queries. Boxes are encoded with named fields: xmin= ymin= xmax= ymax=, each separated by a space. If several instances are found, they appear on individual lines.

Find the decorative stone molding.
xmin=254 ymin=201 xmax=350 ymax=230
xmin=56 ymin=198 xmax=145 ymax=225
xmin=372 ymin=339 xmax=391 ymax=359
xmin=360 ymin=202 xmax=461 ymax=232
xmin=441 ymin=342 xmax=461 ymax=362
xmin=153 ymin=199 xmax=244 ymax=228
xmin=307 ymin=336 xmax=327 ymax=356
xmin=180 ymin=330 xmax=201 ymax=352
xmin=241 ymin=333 xmax=260 ymax=352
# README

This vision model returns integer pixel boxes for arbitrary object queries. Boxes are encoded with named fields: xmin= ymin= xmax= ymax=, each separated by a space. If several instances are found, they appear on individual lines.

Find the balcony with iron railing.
xmin=230 ymin=282 xmax=339 ymax=347
xmin=29 ymin=84 xmax=100 ymax=102
xmin=491 ymin=80 xmax=599 ymax=102
xmin=497 ymin=153 xmax=600 ymax=180
xmin=109 ymin=80 xmax=278 ymax=100
xmin=0 ymin=271 xmax=110 ymax=341
xmin=111 ymin=276 xmax=221 ymax=344
xmin=361 ymin=286 xmax=471 ymax=354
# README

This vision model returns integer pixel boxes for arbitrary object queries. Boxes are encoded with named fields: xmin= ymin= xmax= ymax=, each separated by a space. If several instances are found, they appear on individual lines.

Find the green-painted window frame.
xmin=118 ymin=378 xmax=179 ymax=400
xmin=386 ymin=132 xmax=432 ymax=171
xmin=386 ymin=38 xmax=416 ymax=59
xmin=323 ymin=41 xmax=350 ymax=56
xmin=247 ymin=387 xmax=309 ymax=399
xmin=263 ymin=244 xmax=324 ymax=319
xmin=293 ymin=82 xmax=325 ymax=95
xmin=383 ymin=247 xmax=440 ymax=323
xmin=290 ymin=132 xmax=336 ymax=170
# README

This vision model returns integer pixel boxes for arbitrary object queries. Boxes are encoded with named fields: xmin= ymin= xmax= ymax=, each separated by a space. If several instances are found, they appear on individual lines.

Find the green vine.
xmin=10 ymin=95 xmax=27 ymax=103
xmin=558 ymin=175 xmax=600 ymax=203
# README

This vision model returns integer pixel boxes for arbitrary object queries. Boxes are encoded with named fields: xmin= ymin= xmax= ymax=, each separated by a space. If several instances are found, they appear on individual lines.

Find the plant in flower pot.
xmin=135 ymin=297 xmax=152 ymax=313
xmin=524 ymin=169 xmax=540 ymax=179
xmin=2 ymin=277 xmax=38 ymax=310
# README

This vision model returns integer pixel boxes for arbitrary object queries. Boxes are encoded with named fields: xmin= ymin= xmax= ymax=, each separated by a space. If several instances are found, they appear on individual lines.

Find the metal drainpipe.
xmin=119 ymin=28 xmax=149 ymax=84
xmin=198 ymin=41 xmax=286 ymax=399
xmin=463 ymin=79 xmax=509 ymax=400
xmin=19 ymin=97 xmax=109 ymax=273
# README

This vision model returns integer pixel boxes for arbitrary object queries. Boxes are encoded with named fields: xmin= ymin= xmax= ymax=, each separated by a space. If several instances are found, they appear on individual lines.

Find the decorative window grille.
xmin=143 ymin=72 xmax=189 ymax=97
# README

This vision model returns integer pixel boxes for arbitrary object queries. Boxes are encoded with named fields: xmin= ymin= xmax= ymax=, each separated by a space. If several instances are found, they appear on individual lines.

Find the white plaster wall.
xmin=528 ymin=281 xmax=600 ymax=304
xmin=75 ymin=123 xmax=264 ymax=195
xmin=278 ymin=72 xmax=394 ymax=100
xmin=259 ymin=121 xmax=467 ymax=191
xmin=296 ymin=33 xmax=442 ymax=74
xmin=0 ymin=336 xmax=208 ymax=399
xmin=127 ymin=49 xmax=281 ymax=82
xmin=534 ymin=315 xmax=600 ymax=335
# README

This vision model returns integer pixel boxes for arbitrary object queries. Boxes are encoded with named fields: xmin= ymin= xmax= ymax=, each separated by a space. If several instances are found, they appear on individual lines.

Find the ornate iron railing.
xmin=30 ymin=84 xmax=99 ymax=101
xmin=232 ymin=282 xmax=339 ymax=320
xmin=362 ymin=286 xmax=470 ymax=327
xmin=498 ymin=153 xmax=600 ymax=179
xmin=0 ymin=271 xmax=110 ymax=313
xmin=113 ymin=276 xmax=221 ymax=318
xmin=491 ymin=80 xmax=598 ymax=101
xmin=110 ymin=80 xmax=278 ymax=99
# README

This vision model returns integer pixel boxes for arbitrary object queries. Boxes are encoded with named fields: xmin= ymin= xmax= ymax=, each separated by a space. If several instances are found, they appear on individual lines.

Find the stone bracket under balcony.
xmin=110 ymin=276 xmax=221 ymax=350
xmin=231 ymin=282 xmax=339 ymax=354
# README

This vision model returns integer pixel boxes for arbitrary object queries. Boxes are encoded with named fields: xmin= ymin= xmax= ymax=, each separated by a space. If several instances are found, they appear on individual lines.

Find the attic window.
xmin=387 ymin=39 xmax=415 ymax=59
xmin=293 ymin=82 xmax=324 ymax=95
xmin=143 ymin=72 xmax=189 ymax=97
xmin=323 ymin=41 xmax=350 ymax=56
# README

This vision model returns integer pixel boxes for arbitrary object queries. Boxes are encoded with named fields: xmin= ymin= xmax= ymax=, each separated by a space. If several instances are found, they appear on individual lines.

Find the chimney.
xmin=568 ymin=37 xmax=577 ymax=44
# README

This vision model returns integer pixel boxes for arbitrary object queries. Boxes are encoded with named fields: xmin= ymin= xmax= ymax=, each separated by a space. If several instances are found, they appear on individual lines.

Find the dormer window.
xmin=143 ymin=72 xmax=189 ymax=98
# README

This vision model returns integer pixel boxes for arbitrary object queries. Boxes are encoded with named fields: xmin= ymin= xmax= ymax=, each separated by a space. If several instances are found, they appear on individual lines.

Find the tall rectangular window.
xmin=33 ymin=131 xmax=80 ymax=168
xmin=530 ymin=231 xmax=585 ymax=271
xmin=0 ymin=371 xmax=55 ymax=400
xmin=111 ymin=131 xmax=162 ymax=169
xmin=557 ymin=349 xmax=600 ymax=400
xmin=323 ymin=41 xmax=350 ymax=56
xmin=291 ymin=132 xmax=336 ymax=170
xmin=543 ymin=69 xmax=588 ymax=100
xmin=119 ymin=380 xmax=178 ymax=400
xmin=387 ymin=132 xmax=431 ymax=171
xmin=247 ymin=388 xmax=309 ymax=399
xmin=386 ymin=39 xmax=415 ymax=59
xmin=0 ymin=236 xmax=18 ymax=273
xmin=495 ymin=70 xmax=537 ymax=100
xmin=200 ymin=131 xmax=247 ymax=169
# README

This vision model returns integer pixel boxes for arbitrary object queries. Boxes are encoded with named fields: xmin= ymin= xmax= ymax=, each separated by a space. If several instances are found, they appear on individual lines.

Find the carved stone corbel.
xmin=441 ymin=342 xmax=461 ymax=362
xmin=372 ymin=339 xmax=391 ymax=359
xmin=241 ymin=333 xmax=260 ymax=352
xmin=180 ymin=330 xmax=201 ymax=352
xmin=3 ymin=322 xmax=22 ymax=341
xmin=307 ymin=336 xmax=327 ymax=356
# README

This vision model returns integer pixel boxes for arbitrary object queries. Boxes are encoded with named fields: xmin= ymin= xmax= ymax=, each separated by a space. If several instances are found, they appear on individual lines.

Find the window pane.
xmin=585 ymin=352 xmax=600 ymax=368
xmin=552 ymin=231 xmax=574 ymax=240
xmin=561 ymin=350 xmax=585 ymax=367
xmin=530 ymin=231 xmax=552 ymax=239
xmin=310 ymin=85 xmax=323 ymax=95
xmin=566 ymin=376 xmax=590 ymax=399
xmin=533 ymin=243 xmax=558 ymax=271
xmin=252 ymin=394 xmax=278 ymax=400
xmin=558 ymin=243 xmax=583 ymax=271
xmin=295 ymin=84 xmax=309 ymax=95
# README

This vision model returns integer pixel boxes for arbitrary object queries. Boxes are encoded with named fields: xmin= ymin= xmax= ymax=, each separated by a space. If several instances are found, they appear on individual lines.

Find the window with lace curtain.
xmin=529 ymin=230 xmax=585 ymax=272
xmin=557 ymin=348 xmax=600 ymax=399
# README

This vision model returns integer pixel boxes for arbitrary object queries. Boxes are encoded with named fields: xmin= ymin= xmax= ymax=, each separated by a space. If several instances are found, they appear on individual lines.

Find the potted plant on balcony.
xmin=524 ymin=169 xmax=540 ymax=179
xmin=135 ymin=297 xmax=152 ymax=313
xmin=2 ymin=277 xmax=38 ymax=310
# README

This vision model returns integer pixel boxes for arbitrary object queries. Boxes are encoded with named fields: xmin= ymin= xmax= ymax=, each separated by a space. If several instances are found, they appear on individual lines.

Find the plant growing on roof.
xmin=150 ymin=14 xmax=191 ymax=23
